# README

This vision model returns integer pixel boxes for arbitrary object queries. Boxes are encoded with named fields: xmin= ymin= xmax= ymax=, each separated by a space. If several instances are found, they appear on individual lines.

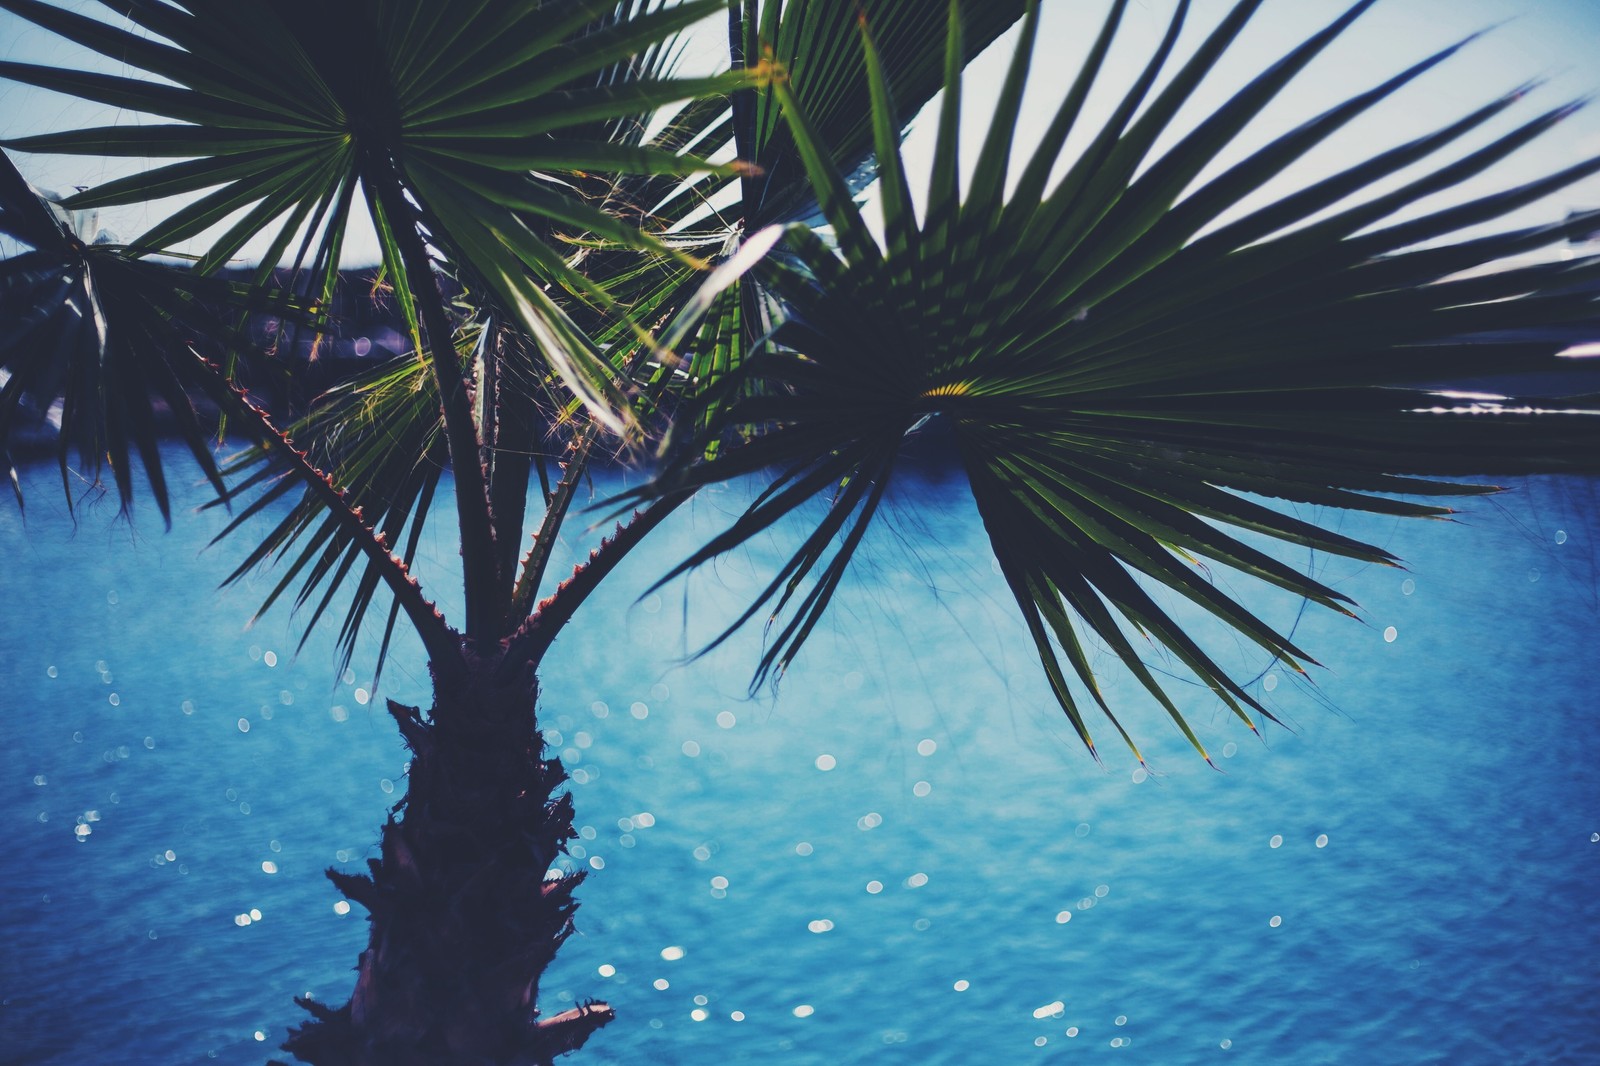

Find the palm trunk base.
xmin=279 ymin=661 xmax=610 ymax=1065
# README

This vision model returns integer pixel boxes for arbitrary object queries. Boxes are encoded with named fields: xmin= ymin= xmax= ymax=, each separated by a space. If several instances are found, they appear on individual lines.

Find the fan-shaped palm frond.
xmin=1 ymin=0 xmax=767 ymax=646
xmin=0 ymin=150 xmax=304 ymax=522
xmin=637 ymin=0 xmax=1600 ymax=762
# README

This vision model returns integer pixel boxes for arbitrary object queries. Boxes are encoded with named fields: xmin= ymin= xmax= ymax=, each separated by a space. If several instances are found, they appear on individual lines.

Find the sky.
xmin=2 ymin=0 xmax=1599 ymax=266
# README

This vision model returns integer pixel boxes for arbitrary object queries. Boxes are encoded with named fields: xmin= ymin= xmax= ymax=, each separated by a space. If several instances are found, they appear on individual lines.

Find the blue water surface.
xmin=1 ymin=450 xmax=1597 ymax=1065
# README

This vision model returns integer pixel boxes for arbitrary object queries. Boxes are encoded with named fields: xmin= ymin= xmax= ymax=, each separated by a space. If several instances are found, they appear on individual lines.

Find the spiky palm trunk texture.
xmin=279 ymin=652 xmax=610 ymax=1065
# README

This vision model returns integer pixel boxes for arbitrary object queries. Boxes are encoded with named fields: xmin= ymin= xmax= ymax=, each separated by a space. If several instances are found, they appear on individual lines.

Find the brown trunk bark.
xmin=278 ymin=650 xmax=611 ymax=1065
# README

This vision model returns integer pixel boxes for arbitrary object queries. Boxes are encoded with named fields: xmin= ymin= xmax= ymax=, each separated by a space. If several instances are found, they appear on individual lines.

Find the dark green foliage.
xmin=637 ymin=0 xmax=1600 ymax=760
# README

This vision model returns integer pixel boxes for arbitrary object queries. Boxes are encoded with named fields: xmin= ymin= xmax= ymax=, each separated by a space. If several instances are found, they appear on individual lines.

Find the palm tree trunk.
xmin=279 ymin=651 xmax=611 ymax=1065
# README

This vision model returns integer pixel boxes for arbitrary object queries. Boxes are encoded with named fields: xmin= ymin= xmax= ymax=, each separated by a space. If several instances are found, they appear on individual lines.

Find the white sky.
xmin=2 ymin=0 xmax=1598 ymax=265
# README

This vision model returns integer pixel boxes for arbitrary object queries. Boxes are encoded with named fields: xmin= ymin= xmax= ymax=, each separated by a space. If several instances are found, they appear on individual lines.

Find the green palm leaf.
xmin=0 ymin=0 xmax=755 ymax=429
xmin=1 ymin=0 xmax=771 ymax=649
xmin=0 ymin=150 xmax=306 ymax=522
xmin=638 ymin=0 xmax=1600 ymax=762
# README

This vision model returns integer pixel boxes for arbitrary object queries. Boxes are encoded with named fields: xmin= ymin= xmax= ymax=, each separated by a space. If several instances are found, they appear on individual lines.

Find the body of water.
xmin=1 ymin=449 xmax=1597 ymax=1064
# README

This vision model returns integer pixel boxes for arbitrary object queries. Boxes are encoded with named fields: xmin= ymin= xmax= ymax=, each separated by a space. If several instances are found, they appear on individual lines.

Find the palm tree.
xmin=2 ymin=1 xmax=1597 ymax=1062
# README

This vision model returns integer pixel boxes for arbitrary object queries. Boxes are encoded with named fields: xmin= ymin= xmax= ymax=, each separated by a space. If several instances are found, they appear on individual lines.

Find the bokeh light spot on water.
xmin=73 ymin=823 xmax=90 ymax=840
xmin=1095 ymin=885 xmax=1110 ymax=899
xmin=237 ymin=718 xmax=249 ymax=733
xmin=858 ymin=812 xmax=883 ymax=831
xmin=1529 ymin=568 xmax=1541 ymax=583
xmin=575 ymin=731 xmax=593 ymax=749
xmin=1066 ymin=1027 xmax=1079 ymax=1037
xmin=354 ymin=688 xmax=369 ymax=706
xmin=913 ymin=918 xmax=932 ymax=931
xmin=1316 ymin=834 xmax=1330 ymax=848
xmin=261 ymin=861 xmax=278 ymax=874
xmin=1074 ymin=823 xmax=1091 ymax=838
xmin=1115 ymin=1014 xmax=1128 ymax=1026
xmin=46 ymin=665 xmax=57 ymax=678
xmin=249 ymin=909 xmax=261 ymax=921
xmin=815 ymin=754 xmax=837 ymax=772
xmin=1056 ymin=910 xmax=1072 ymax=924
xmin=711 ymin=876 xmax=729 ymax=891
xmin=253 ymin=1031 xmax=264 ymax=1042
xmin=1263 ymin=674 xmax=1278 ymax=692
xmin=1110 ymin=1037 xmax=1126 ymax=1047
xmin=731 ymin=1011 xmax=745 ymax=1022
xmin=1589 ymin=832 xmax=1598 ymax=843
xmin=866 ymin=880 xmax=884 ymax=895
xmin=650 ymin=682 xmax=670 ymax=701
xmin=1131 ymin=767 xmax=1148 ymax=784
xmin=333 ymin=901 xmax=350 ymax=916
xmin=1033 ymin=1001 xmax=1065 ymax=1020
xmin=1269 ymin=915 xmax=1283 ymax=928
xmin=690 ymin=1008 xmax=708 ymax=1022
xmin=653 ymin=978 xmax=669 ymax=991
xmin=693 ymin=845 xmax=711 ymax=861
xmin=1269 ymin=835 xmax=1283 ymax=849
xmin=589 ymin=856 xmax=604 ymax=870
xmin=1401 ymin=578 xmax=1416 ymax=596
xmin=33 ymin=774 xmax=46 ymax=786
xmin=143 ymin=736 xmax=154 ymax=749
xmin=953 ymin=980 xmax=969 ymax=992
xmin=906 ymin=872 xmax=929 ymax=889
xmin=681 ymin=740 xmax=701 ymax=757
xmin=1222 ymin=742 xmax=1238 ymax=758
xmin=1555 ymin=529 xmax=1568 ymax=544
xmin=661 ymin=945 xmax=685 ymax=961
xmin=590 ymin=700 xmax=609 ymax=719
xmin=807 ymin=919 xmax=834 ymax=933
xmin=793 ymin=1005 xmax=814 ymax=1018
xmin=913 ymin=780 xmax=932 ymax=797
xmin=630 ymin=702 xmax=649 ymax=720
xmin=597 ymin=964 xmax=616 ymax=978
xmin=916 ymin=738 xmax=937 ymax=756
xmin=1221 ymin=1038 xmax=1233 ymax=1049
xmin=234 ymin=914 xmax=250 ymax=927
xmin=108 ymin=693 xmax=120 ymax=706
xmin=795 ymin=842 xmax=813 ymax=856
xmin=1035 ymin=1037 xmax=1048 ymax=1047
xmin=1383 ymin=626 xmax=1398 ymax=643
xmin=716 ymin=711 xmax=736 ymax=729
xmin=263 ymin=651 xmax=277 ymax=667
xmin=379 ymin=779 xmax=394 ymax=795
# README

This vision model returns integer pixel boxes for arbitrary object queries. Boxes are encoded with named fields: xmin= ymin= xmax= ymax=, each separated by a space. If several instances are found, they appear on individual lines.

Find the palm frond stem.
xmin=500 ymin=487 xmax=693 ymax=679
xmin=368 ymin=163 xmax=502 ymax=642
xmin=200 ymin=353 xmax=462 ymax=671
